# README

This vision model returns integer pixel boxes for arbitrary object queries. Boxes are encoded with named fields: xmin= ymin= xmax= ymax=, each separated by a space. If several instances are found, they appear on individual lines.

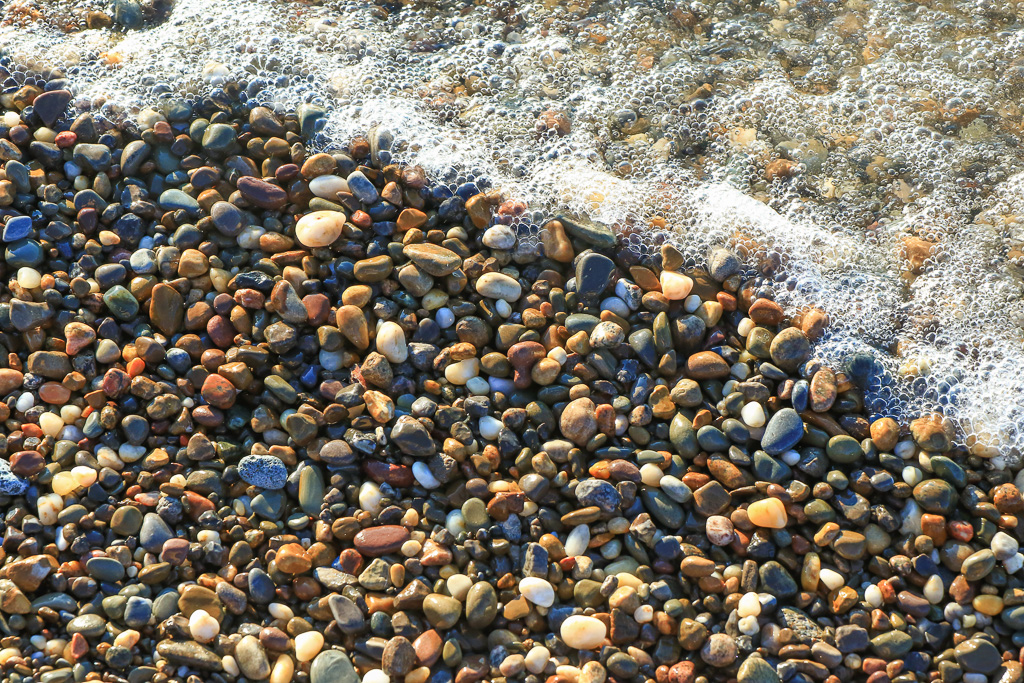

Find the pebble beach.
xmin=1 ymin=0 xmax=1024 ymax=683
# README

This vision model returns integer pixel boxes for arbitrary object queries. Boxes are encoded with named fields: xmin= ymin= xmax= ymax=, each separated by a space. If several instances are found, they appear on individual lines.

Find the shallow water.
xmin=4 ymin=0 xmax=1024 ymax=457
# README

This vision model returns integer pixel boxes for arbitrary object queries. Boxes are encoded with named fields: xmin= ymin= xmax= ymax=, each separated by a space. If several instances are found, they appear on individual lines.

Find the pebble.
xmin=295 ymin=211 xmax=345 ymax=247
xmin=237 ymin=455 xmax=289 ymax=489
xmin=560 ymin=615 xmax=607 ymax=650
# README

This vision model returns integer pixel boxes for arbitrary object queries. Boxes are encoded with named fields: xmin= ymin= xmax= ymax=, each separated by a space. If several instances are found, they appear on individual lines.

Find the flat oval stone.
xmin=761 ymin=409 xmax=804 ymax=456
xmin=404 ymin=243 xmax=462 ymax=277
xmin=353 ymin=526 xmax=410 ymax=556
xmin=475 ymin=272 xmax=522 ymax=300
xmin=310 ymin=650 xmax=358 ymax=683
xmin=686 ymin=351 xmax=730 ymax=379
xmin=296 ymin=211 xmax=345 ymax=247
xmin=237 ymin=176 xmax=288 ymax=209
xmin=465 ymin=582 xmax=498 ymax=628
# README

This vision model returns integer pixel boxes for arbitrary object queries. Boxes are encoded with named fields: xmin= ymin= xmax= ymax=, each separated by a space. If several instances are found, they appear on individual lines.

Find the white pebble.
xmin=519 ymin=577 xmax=555 ymax=607
xmin=295 ymin=211 xmax=345 ymax=248
xmin=38 ymin=412 xmax=64 ymax=437
xmin=189 ymin=609 xmax=220 ymax=643
xmin=560 ymin=615 xmax=606 ymax=650
xmin=478 ymin=416 xmax=503 ymax=441
xmin=37 ymin=493 xmax=63 ymax=525
xmin=992 ymin=531 xmax=1019 ymax=560
xmin=447 ymin=574 xmax=473 ymax=601
xmin=737 ymin=317 xmax=755 ymax=336
xmin=737 ymin=592 xmax=761 ymax=618
xmin=445 ymin=358 xmax=479 ymax=384
xmin=865 ymin=584 xmax=883 ymax=607
xmin=564 ymin=524 xmax=590 ymax=558
xmin=222 ymin=656 xmax=240 ymax=677
xmin=525 ymin=646 xmax=550 ymax=675
xmin=412 ymin=462 xmax=440 ymax=489
xmin=466 ymin=376 xmax=490 ymax=395
xmin=482 ymin=225 xmax=516 ymax=250
xmin=740 ymin=402 xmax=766 ymax=428
xmin=738 ymin=616 xmax=760 ymax=636
xmin=358 ymin=481 xmax=383 ymax=515
xmin=894 ymin=439 xmax=917 ymax=459
xmin=902 ymin=466 xmax=923 ymax=486
xmin=1006 ymin=553 xmax=1024 ymax=574
xmin=268 ymin=603 xmax=294 ymax=620
xmin=923 ymin=575 xmax=944 ymax=604
xmin=495 ymin=298 xmax=512 ymax=317
xmin=475 ymin=272 xmax=521 ymax=300
xmin=781 ymin=450 xmax=801 ymax=466
xmin=634 ymin=605 xmax=654 ymax=623
xmin=445 ymin=510 xmax=467 ymax=536
xmin=308 ymin=175 xmax=349 ymax=199
xmin=16 ymin=268 xmax=41 ymax=289
xmin=819 ymin=568 xmax=845 ymax=591
xmin=640 ymin=463 xmax=663 ymax=487
xmin=661 ymin=272 xmax=693 ymax=300
xmin=71 ymin=466 xmax=97 ymax=488
xmin=375 ymin=321 xmax=408 ymax=363
xmin=683 ymin=294 xmax=701 ymax=313
xmin=362 ymin=670 xmax=390 ymax=683
xmin=15 ymin=393 xmax=33 ymax=413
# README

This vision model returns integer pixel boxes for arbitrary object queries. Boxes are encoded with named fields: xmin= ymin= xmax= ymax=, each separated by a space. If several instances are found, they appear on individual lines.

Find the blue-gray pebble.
xmin=0 ymin=460 xmax=28 ymax=495
xmin=238 ymin=455 xmax=288 ymax=490
xmin=761 ymin=408 xmax=805 ymax=456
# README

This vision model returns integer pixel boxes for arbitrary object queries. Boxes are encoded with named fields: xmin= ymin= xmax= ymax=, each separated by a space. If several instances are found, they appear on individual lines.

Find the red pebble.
xmin=350 ymin=211 xmax=372 ymax=228
xmin=55 ymin=131 xmax=77 ymax=148
xmin=948 ymin=520 xmax=973 ymax=542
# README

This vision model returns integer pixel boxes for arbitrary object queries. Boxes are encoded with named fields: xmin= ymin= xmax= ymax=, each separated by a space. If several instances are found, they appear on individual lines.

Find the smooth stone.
xmin=159 ymin=189 xmax=201 ymax=215
xmin=870 ymin=630 xmax=913 ymax=659
xmin=139 ymin=513 xmax=173 ymax=553
xmin=759 ymin=561 xmax=798 ymax=598
xmin=476 ymin=272 xmax=522 ymax=300
xmin=310 ymin=650 xmax=359 ymax=683
xmin=465 ymin=582 xmax=498 ymax=628
xmin=560 ymin=615 xmax=607 ymax=649
xmin=761 ymin=409 xmax=804 ymax=456
xmin=640 ymin=488 xmax=685 ymax=528
xmin=296 ymin=211 xmax=345 ymax=247
xmin=404 ymin=243 xmax=462 ymax=277
xmin=737 ymin=657 xmax=780 ymax=683
xmin=298 ymin=466 xmax=325 ymax=517
xmin=576 ymin=253 xmax=615 ymax=301
xmin=558 ymin=215 xmax=616 ymax=248
xmin=954 ymin=639 xmax=1001 ymax=674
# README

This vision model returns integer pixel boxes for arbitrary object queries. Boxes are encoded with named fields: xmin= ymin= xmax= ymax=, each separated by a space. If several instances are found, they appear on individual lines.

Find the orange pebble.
xmin=127 ymin=357 xmax=146 ymax=377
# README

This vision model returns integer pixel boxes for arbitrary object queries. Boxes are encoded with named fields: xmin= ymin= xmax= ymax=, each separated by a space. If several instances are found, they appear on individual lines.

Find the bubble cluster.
xmin=4 ymin=0 xmax=1024 ymax=456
